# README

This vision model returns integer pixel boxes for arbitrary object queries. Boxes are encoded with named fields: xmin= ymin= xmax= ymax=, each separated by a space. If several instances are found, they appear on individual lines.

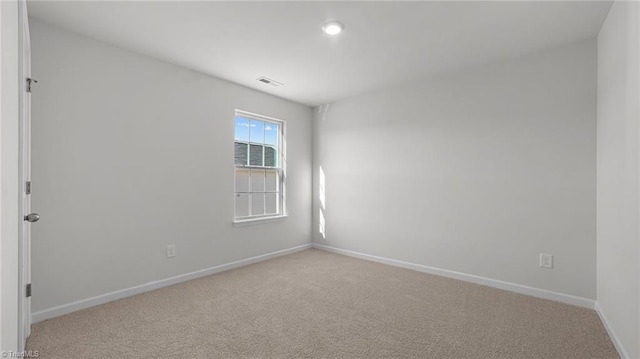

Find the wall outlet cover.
xmin=540 ymin=253 xmax=553 ymax=269
xmin=166 ymin=245 xmax=176 ymax=258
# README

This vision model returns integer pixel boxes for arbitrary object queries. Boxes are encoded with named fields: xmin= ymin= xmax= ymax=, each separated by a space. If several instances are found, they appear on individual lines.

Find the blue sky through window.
xmin=251 ymin=120 xmax=264 ymax=143
xmin=265 ymin=123 xmax=278 ymax=146
xmin=235 ymin=116 xmax=278 ymax=146
xmin=234 ymin=116 xmax=250 ymax=142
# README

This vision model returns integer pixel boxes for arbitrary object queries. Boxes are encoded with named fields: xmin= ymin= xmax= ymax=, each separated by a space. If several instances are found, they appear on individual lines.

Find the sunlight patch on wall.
xmin=319 ymin=166 xmax=326 ymax=239
xmin=319 ymin=210 xmax=326 ymax=239
xmin=319 ymin=166 xmax=326 ymax=209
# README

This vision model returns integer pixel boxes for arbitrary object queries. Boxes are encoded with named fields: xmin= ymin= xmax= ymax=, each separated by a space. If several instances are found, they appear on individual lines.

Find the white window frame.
xmin=233 ymin=110 xmax=286 ymax=225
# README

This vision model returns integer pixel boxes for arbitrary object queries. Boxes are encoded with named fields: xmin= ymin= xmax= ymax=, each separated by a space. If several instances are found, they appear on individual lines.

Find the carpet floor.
xmin=26 ymin=249 xmax=618 ymax=358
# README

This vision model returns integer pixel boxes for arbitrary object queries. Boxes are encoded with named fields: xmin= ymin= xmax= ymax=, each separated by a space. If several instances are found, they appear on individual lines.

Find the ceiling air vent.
xmin=257 ymin=77 xmax=284 ymax=87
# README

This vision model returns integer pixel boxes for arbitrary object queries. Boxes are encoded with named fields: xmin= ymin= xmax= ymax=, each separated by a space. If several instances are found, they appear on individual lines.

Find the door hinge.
xmin=26 ymin=181 xmax=31 ymax=194
xmin=26 ymin=78 xmax=37 ymax=93
xmin=26 ymin=283 xmax=31 ymax=298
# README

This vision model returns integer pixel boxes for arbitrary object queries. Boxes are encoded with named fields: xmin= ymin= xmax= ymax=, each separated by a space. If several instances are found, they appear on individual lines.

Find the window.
xmin=234 ymin=110 xmax=285 ymax=221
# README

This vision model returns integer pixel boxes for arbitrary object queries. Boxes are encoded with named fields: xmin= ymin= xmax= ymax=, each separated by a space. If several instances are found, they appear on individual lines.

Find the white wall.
xmin=29 ymin=19 xmax=312 ymax=313
xmin=0 ymin=0 xmax=20 ymax=353
xmin=313 ymin=40 xmax=597 ymax=300
xmin=596 ymin=1 xmax=640 ymax=357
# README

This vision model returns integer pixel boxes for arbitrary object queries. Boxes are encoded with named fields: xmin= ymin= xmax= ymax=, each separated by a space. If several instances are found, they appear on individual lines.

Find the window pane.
xmin=265 ymin=193 xmax=278 ymax=214
xmin=251 ymin=169 xmax=265 ymax=192
xmin=235 ymin=193 xmax=249 ymax=217
xmin=235 ymin=168 xmax=249 ymax=192
xmin=265 ymin=170 xmax=278 ymax=192
xmin=234 ymin=112 xmax=284 ymax=220
xmin=250 ymin=120 xmax=264 ymax=143
xmin=234 ymin=116 xmax=250 ymax=142
xmin=251 ymin=193 xmax=265 ymax=216
xmin=234 ymin=142 xmax=248 ymax=166
xmin=264 ymin=123 xmax=278 ymax=146
xmin=264 ymin=146 xmax=277 ymax=167
xmin=249 ymin=144 xmax=264 ymax=166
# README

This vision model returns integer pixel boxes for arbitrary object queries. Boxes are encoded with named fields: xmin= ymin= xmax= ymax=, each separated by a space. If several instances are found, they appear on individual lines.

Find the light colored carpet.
xmin=27 ymin=249 xmax=618 ymax=358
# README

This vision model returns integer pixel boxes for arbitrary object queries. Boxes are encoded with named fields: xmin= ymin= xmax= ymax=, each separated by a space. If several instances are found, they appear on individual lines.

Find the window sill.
xmin=233 ymin=215 xmax=288 ymax=227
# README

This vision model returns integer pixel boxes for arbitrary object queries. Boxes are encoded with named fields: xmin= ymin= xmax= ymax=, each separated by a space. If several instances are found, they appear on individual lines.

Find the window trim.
xmin=233 ymin=214 xmax=288 ymax=227
xmin=233 ymin=110 xmax=286 ymax=223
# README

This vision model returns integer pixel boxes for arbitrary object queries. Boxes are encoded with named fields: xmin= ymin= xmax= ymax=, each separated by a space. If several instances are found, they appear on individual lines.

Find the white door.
xmin=18 ymin=0 xmax=35 ymax=350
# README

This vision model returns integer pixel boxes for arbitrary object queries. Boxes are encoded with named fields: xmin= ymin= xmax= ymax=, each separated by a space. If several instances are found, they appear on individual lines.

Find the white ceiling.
xmin=28 ymin=1 xmax=612 ymax=107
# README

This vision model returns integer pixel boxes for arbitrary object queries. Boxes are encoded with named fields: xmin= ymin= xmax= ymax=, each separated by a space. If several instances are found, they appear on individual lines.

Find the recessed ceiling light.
xmin=322 ymin=21 xmax=343 ymax=36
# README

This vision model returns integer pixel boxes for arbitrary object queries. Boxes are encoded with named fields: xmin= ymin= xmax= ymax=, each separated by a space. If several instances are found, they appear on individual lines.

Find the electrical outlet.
xmin=540 ymin=253 xmax=553 ymax=269
xmin=166 ymin=245 xmax=176 ymax=258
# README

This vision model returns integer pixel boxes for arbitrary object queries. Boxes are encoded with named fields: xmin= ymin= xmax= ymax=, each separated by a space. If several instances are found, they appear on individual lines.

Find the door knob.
xmin=24 ymin=213 xmax=40 ymax=223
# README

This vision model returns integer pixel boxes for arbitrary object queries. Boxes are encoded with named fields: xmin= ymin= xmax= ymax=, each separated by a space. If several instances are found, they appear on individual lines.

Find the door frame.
xmin=17 ymin=0 xmax=31 ymax=350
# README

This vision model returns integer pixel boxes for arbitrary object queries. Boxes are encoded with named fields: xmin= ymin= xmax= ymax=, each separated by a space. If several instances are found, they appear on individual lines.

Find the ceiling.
xmin=28 ymin=1 xmax=612 ymax=107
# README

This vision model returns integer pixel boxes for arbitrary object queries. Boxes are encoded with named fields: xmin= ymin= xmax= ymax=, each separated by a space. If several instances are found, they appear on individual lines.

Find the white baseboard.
xmin=32 ymin=243 xmax=312 ymax=323
xmin=33 ymin=241 xmax=623 ymax=356
xmin=311 ymin=243 xmax=596 ymax=309
xmin=595 ymin=302 xmax=631 ymax=359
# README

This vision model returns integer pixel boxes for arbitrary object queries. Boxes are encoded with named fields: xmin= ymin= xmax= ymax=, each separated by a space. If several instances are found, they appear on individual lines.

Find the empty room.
xmin=1 ymin=0 xmax=639 ymax=358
